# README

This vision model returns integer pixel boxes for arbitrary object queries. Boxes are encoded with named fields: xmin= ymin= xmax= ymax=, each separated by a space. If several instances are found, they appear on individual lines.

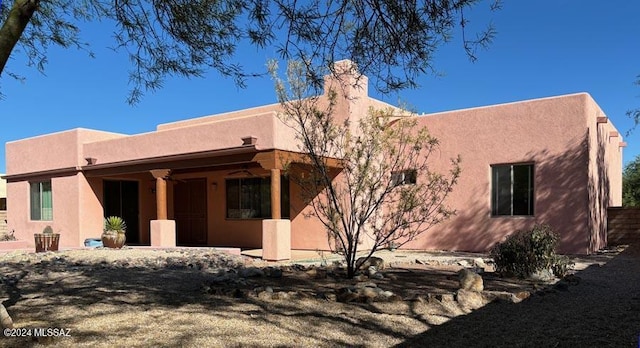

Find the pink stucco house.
xmin=4 ymin=62 xmax=624 ymax=257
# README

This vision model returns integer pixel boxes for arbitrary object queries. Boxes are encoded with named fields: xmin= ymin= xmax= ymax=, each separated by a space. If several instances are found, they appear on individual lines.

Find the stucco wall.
xmin=157 ymin=104 xmax=282 ymax=131
xmin=404 ymin=93 xmax=596 ymax=254
xmin=585 ymin=96 xmax=624 ymax=252
xmin=7 ymin=174 xmax=86 ymax=248
xmin=169 ymin=168 xmax=329 ymax=249
xmin=6 ymin=129 xmax=125 ymax=175
xmin=83 ymin=112 xmax=303 ymax=166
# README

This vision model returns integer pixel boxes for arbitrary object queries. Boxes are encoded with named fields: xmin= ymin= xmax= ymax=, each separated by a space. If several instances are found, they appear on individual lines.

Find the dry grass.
xmin=0 ymin=246 xmax=637 ymax=348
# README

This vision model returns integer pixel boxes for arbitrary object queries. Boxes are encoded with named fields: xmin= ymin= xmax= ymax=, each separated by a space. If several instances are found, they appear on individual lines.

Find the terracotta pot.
xmin=34 ymin=233 xmax=60 ymax=252
xmin=101 ymin=230 xmax=126 ymax=249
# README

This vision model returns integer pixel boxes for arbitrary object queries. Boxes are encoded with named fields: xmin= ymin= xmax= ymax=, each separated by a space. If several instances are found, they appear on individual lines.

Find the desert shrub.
xmin=0 ymin=230 xmax=16 ymax=241
xmin=550 ymin=255 xmax=574 ymax=278
xmin=490 ymin=224 xmax=572 ymax=278
xmin=42 ymin=226 xmax=54 ymax=234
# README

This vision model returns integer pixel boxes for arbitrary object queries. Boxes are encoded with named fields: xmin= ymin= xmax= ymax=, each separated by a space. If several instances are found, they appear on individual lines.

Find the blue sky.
xmin=0 ymin=1 xmax=639 ymax=173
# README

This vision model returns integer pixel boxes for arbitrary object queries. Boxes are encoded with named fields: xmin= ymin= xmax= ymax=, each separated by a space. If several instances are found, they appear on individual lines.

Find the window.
xmin=30 ymin=181 xmax=53 ymax=220
xmin=226 ymin=176 xmax=290 ymax=219
xmin=391 ymin=170 xmax=417 ymax=186
xmin=491 ymin=164 xmax=534 ymax=216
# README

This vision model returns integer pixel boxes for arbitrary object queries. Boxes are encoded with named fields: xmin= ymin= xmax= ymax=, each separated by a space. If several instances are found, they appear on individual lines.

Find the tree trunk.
xmin=346 ymin=264 xmax=355 ymax=279
xmin=0 ymin=303 xmax=13 ymax=329
xmin=0 ymin=0 xmax=39 ymax=77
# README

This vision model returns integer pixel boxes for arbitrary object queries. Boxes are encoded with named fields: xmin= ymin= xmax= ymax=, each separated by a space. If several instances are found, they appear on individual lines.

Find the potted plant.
xmin=34 ymin=225 xmax=60 ymax=252
xmin=102 ymin=216 xmax=127 ymax=249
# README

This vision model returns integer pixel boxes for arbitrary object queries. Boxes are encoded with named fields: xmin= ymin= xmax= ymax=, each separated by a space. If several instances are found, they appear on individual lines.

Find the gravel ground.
xmin=0 ymin=246 xmax=634 ymax=347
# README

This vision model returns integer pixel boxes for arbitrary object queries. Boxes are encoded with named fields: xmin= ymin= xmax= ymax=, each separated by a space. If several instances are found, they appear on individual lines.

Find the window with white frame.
xmin=30 ymin=180 xmax=53 ymax=220
xmin=491 ymin=164 xmax=534 ymax=216
xmin=391 ymin=170 xmax=417 ymax=186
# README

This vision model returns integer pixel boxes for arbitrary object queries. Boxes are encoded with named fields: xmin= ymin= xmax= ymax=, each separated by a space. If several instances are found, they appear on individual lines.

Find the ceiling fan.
xmin=227 ymin=168 xmax=254 ymax=177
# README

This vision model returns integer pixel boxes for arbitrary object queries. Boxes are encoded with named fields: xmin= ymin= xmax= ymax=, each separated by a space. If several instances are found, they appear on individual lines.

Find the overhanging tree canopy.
xmin=0 ymin=0 xmax=500 ymax=102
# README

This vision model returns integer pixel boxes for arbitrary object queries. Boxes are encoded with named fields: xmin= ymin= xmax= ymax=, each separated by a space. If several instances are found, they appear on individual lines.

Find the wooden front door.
xmin=174 ymin=178 xmax=208 ymax=246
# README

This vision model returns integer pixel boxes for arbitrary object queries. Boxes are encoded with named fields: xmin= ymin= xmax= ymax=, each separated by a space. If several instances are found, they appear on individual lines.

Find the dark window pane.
xmin=30 ymin=182 xmax=41 ymax=220
xmin=492 ymin=166 xmax=512 ymax=215
xmin=491 ymin=164 xmax=534 ymax=217
xmin=260 ymin=177 xmax=270 ymax=218
xmin=281 ymin=176 xmax=290 ymax=219
xmin=226 ymin=175 xmax=291 ymax=219
xmin=513 ymin=165 xmax=533 ymax=215
xmin=406 ymin=170 xmax=417 ymax=184
xmin=391 ymin=169 xmax=417 ymax=186
xmin=29 ymin=181 xmax=53 ymax=221
xmin=226 ymin=179 xmax=240 ymax=218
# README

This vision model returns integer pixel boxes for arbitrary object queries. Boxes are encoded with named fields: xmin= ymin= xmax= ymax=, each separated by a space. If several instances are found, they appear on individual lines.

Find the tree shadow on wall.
xmin=425 ymin=132 xmax=614 ymax=255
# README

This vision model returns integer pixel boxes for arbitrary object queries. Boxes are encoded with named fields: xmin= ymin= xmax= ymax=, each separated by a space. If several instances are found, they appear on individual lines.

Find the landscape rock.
xmin=473 ymin=258 xmax=487 ymax=269
xmin=272 ymin=291 xmax=290 ymax=300
xmin=336 ymin=287 xmax=360 ymax=303
xmin=356 ymin=256 xmax=385 ymax=270
xmin=257 ymin=291 xmax=272 ymax=300
xmin=530 ymin=269 xmax=555 ymax=282
xmin=456 ymin=289 xmax=486 ymax=310
xmin=515 ymin=291 xmax=531 ymax=301
xmin=304 ymin=268 xmax=317 ymax=278
xmin=435 ymin=293 xmax=455 ymax=303
xmin=484 ymin=290 xmax=521 ymax=303
xmin=367 ymin=266 xmax=378 ymax=277
xmin=335 ymin=283 xmax=394 ymax=303
xmin=380 ymin=290 xmax=394 ymax=299
xmin=360 ymin=287 xmax=379 ymax=299
xmin=457 ymin=260 xmax=471 ymax=268
xmin=458 ymin=268 xmax=484 ymax=292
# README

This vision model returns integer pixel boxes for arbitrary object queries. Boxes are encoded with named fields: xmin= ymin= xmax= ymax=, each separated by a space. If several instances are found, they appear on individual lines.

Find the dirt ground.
xmin=0 ymin=245 xmax=637 ymax=348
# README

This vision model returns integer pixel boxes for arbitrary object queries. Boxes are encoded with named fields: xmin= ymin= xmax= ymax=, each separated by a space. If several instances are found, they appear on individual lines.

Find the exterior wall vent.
xmin=242 ymin=136 xmax=257 ymax=146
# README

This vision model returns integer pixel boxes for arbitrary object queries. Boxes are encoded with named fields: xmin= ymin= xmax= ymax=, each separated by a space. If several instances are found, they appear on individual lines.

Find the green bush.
xmin=490 ymin=224 xmax=573 ymax=278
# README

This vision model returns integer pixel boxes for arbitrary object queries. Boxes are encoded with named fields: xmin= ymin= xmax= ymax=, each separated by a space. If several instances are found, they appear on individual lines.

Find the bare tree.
xmin=627 ymin=74 xmax=640 ymax=134
xmin=0 ymin=0 xmax=499 ymax=102
xmin=272 ymin=60 xmax=461 ymax=278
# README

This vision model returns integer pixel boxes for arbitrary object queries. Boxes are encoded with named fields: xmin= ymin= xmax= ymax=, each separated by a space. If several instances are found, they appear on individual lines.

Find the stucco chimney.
xmin=323 ymin=59 xmax=368 ymax=100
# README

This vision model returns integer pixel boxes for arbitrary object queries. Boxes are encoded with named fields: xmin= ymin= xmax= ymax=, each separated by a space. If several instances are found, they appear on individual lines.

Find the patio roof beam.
xmin=253 ymin=150 xmax=343 ymax=171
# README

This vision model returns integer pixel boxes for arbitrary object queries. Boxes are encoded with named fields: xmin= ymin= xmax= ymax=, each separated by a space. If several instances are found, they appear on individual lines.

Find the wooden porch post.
xmin=150 ymin=169 xmax=171 ymax=220
xmin=270 ymin=168 xmax=281 ymax=219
